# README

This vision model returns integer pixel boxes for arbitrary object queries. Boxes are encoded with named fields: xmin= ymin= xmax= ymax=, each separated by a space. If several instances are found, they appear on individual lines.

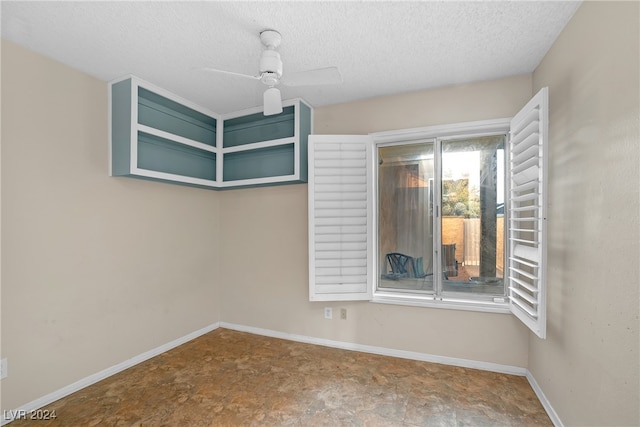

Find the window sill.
xmin=372 ymin=291 xmax=511 ymax=314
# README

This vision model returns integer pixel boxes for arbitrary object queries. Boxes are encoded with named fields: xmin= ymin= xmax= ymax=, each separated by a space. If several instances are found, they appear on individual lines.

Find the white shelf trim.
xmin=132 ymin=167 xmax=217 ymax=188
xmin=137 ymin=124 xmax=218 ymax=153
xmin=217 ymin=173 xmax=298 ymax=188
xmin=222 ymin=136 xmax=296 ymax=153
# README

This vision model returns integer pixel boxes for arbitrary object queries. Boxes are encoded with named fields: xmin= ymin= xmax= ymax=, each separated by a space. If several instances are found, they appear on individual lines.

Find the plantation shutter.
xmin=308 ymin=135 xmax=373 ymax=301
xmin=508 ymin=87 xmax=548 ymax=339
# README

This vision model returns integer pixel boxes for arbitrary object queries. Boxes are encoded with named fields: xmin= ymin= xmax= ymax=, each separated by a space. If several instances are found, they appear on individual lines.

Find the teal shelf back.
xmin=138 ymin=132 xmax=216 ymax=181
xmin=223 ymin=144 xmax=294 ymax=181
xmin=224 ymin=106 xmax=295 ymax=148
xmin=138 ymin=88 xmax=216 ymax=147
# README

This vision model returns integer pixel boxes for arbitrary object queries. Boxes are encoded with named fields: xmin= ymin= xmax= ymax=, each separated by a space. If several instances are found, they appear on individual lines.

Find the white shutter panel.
xmin=508 ymin=87 xmax=548 ymax=339
xmin=308 ymin=135 xmax=373 ymax=301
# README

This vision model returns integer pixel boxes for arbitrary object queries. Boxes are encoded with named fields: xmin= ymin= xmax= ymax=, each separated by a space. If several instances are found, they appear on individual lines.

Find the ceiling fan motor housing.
xmin=260 ymin=50 xmax=283 ymax=85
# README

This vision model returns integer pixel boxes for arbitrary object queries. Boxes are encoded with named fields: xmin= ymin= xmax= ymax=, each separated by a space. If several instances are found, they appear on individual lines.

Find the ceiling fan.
xmin=203 ymin=30 xmax=342 ymax=116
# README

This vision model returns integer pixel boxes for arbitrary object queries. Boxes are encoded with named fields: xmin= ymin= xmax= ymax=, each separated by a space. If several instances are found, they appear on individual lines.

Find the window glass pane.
xmin=378 ymin=143 xmax=435 ymax=293
xmin=441 ymin=135 xmax=506 ymax=296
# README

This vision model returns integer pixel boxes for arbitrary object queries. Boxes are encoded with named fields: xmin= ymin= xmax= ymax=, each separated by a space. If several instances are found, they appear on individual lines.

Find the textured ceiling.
xmin=1 ymin=1 xmax=581 ymax=114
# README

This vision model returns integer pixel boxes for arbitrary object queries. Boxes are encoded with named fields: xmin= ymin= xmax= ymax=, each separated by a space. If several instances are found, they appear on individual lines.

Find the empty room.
xmin=1 ymin=1 xmax=638 ymax=426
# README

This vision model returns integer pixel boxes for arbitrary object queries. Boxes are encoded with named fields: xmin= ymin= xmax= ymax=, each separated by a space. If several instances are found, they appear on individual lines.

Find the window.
xmin=378 ymin=135 xmax=506 ymax=302
xmin=309 ymin=88 xmax=548 ymax=338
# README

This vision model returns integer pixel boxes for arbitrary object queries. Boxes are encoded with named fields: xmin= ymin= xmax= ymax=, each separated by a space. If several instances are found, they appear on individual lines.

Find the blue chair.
xmin=385 ymin=252 xmax=417 ymax=279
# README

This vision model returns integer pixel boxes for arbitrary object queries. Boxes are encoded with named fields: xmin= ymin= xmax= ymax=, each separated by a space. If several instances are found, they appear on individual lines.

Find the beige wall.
xmin=314 ymin=75 xmax=533 ymax=135
xmin=219 ymin=75 xmax=533 ymax=367
xmin=1 ymin=40 xmax=222 ymax=411
xmin=530 ymin=2 xmax=640 ymax=426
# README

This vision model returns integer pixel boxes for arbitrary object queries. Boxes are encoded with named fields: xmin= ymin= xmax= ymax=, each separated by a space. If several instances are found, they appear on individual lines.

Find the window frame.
xmin=370 ymin=119 xmax=512 ymax=313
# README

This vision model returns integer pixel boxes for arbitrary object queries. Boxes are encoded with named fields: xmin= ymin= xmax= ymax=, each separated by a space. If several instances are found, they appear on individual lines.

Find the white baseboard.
xmin=1 ymin=322 xmax=220 ymax=426
xmin=219 ymin=322 xmax=528 ymax=376
xmin=3 ymin=321 xmax=562 ymax=427
xmin=526 ymin=370 xmax=564 ymax=427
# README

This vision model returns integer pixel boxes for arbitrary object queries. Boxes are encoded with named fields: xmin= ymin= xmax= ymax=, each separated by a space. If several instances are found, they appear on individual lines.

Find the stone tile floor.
xmin=8 ymin=329 xmax=551 ymax=426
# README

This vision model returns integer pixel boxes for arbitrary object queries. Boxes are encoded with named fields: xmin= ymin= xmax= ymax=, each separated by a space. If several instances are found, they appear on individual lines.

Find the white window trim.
xmin=372 ymin=118 xmax=512 ymax=144
xmin=373 ymin=290 xmax=512 ymax=314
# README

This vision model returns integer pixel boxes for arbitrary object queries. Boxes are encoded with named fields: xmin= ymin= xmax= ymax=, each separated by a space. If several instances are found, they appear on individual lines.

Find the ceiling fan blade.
xmin=201 ymin=67 xmax=261 ymax=81
xmin=282 ymin=67 xmax=342 ymax=87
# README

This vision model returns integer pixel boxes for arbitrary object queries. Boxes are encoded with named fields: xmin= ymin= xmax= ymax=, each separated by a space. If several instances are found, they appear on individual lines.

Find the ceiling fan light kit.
xmin=204 ymin=29 xmax=341 ymax=116
xmin=263 ymin=87 xmax=283 ymax=116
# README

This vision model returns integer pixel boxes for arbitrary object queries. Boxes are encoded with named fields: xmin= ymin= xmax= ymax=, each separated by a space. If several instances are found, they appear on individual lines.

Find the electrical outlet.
xmin=340 ymin=308 xmax=347 ymax=320
xmin=1 ymin=358 xmax=7 ymax=379
xmin=324 ymin=307 xmax=333 ymax=319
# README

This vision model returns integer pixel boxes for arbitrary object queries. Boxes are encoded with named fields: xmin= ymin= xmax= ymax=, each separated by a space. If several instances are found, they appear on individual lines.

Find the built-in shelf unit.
xmin=109 ymin=75 xmax=312 ymax=190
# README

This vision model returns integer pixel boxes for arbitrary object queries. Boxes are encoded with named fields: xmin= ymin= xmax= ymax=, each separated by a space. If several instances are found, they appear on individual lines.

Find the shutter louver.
xmin=309 ymin=135 xmax=373 ymax=301
xmin=508 ymin=87 xmax=548 ymax=339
